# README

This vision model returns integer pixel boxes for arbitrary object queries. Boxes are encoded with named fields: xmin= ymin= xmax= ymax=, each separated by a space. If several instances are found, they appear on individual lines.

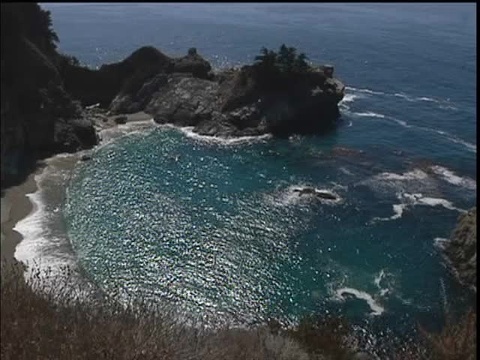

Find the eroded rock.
xmin=444 ymin=207 xmax=477 ymax=291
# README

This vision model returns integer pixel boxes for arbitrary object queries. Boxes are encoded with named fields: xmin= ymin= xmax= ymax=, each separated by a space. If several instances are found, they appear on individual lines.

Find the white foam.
xmin=401 ymin=192 xmax=466 ymax=213
xmin=429 ymin=166 xmax=476 ymax=190
xmin=417 ymin=127 xmax=477 ymax=153
xmin=339 ymin=93 xmax=360 ymax=104
xmin=439 ymin=104 xmax=458 ymax=111
xmin=394 ymin=93 xmax=413 ymax=101
xmin=175 ymin=126 xmax=272 ymax=145
xmin=366 ymin=116 xmax=474 ymax=153
xmin=330 ymin=182 xmax=348 ymax=191
xmin=375 ymin=169 xmax=429 ymax=182
xmin=372 ymin=203 xmax=407 ymax=222
xmin=439 ymin=278 xmax=448 ymax=312
xmin=380 ymin=289 xmax=389 ymax=296
xmin=393 ymin=93 xmax=440 ymax=103
xmin=352 ymin=111 xmax=385 ymax=119
xmin=433 ymin=237 xmax=449 ymax=250
xmin=268 ymin=185 xmax=342 ymax=207
xmin=373 ymin=269 xmax=397 ymax=299
xmin=351 ymin=112 xmax=412 ymax=128
xmin=359 ymin=168 xmax=441 ymax=202
xmin=97 ymin=119 xmax=156 ymax=148
xmin=13 ymin=169 xmax=80 ymax=294
xmin=339 ymin=167 xmax=354 ymax=176
xmin=390 ymin=118 xmax=411 ymax=128
xmin=371 ymin=187 xmax=466 ymax=223
xmin=345 ymin=86 xmax=385 ymax=95
xmin=418 ymin=97 xmax=439 ymax=103
xmin=334 ymin=287 xmax=385 ymax=316
xmin=373 ymin=269 xmax=385 ymax=289
xmin=446 ymin=136 xmax=477 ymax=153
xmin=85 ymin=103 xmax=100 ymax=109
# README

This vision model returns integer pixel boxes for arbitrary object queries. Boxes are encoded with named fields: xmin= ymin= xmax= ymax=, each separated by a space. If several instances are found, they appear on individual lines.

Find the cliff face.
xmin=444 ymin=208 xmax=477 ymax=291
xmin=1 ymin=3 xmax=98 ymax=188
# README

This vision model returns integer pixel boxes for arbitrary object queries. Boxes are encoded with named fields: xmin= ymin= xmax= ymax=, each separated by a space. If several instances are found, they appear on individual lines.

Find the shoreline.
xmin=1 ymin=170 xmax=41 ymax=263
xmin=0 ymin=111 xmax=154 ymax=266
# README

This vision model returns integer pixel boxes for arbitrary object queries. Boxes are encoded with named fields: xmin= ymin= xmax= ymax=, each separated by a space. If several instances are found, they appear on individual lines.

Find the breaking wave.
xmin=333 ymin=287 xmax=385 ymax=316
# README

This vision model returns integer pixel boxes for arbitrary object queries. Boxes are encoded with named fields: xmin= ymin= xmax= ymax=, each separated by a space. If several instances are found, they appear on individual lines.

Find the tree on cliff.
xmin=1 ymin=3 xmax=59 ymax=56
xmin=254 ymin=44 xmax=309 ymax=75
xmin=253 ymin=44 xmax=311 ymax=90
xmin=254 ymin=47 xmax=278 ymax=71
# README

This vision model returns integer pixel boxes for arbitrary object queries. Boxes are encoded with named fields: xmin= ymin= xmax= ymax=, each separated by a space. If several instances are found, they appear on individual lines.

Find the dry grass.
xmin=284 ymin=315 xmax=355 ymax=359
xmin=0 ymin=262 xmax=311 ymax=360
xmin=417 ymin=310 xmax=477 ymax=360
xmin=1 ymin=262 xmax=476 ymax=360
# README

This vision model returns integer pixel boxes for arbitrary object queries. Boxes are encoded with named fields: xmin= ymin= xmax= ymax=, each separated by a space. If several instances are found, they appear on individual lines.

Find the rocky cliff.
xmin=444 ymin=207 xmax=477 ymax=291
xmin=107 ymin=47 xmax=345 ymax=138
xmin=1 ymin=3 xmax=98 ymax=188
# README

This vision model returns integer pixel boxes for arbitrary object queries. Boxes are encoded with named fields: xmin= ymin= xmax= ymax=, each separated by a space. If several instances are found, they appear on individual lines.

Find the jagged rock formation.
xmin=112 ymin=51 xmax=345 ymax=138
xmin=444 ymin=207 xmax=476 ymax=291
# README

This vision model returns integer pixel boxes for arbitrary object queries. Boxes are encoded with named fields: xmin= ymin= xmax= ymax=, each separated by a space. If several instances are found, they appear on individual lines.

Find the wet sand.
xmin=1 ymin=171 xmax=40 ymax=263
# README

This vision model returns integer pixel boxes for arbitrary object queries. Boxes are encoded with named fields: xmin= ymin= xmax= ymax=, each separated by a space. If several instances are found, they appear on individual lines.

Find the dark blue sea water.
xmin=42 ymin=2 xmax=476 ymax=343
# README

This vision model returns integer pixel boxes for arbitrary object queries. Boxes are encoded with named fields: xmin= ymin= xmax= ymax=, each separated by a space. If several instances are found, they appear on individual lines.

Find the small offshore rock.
xmin=293 ymin=187 xmax=338 ymax=200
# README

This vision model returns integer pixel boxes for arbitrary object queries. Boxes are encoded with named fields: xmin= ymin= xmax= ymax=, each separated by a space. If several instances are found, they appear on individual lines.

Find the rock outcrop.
xmin=99 ymin=44 xmax=344 ymax=138
xmin=292 ymin=187 xmax=339 ymax=201
xmin=61 ymin=46 xmax=174 ymax=109
xmin=143 ymin=63 xmax=344 ymax=138
xmin=444 ymin=207 xmax=476 ymax=291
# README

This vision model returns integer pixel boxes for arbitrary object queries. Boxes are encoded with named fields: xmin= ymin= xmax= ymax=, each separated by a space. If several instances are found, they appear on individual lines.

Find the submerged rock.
xmin=293 ymin=186 xmax=338 ymax=201
xmin=443 ymin=207 xmax=476 ymax=291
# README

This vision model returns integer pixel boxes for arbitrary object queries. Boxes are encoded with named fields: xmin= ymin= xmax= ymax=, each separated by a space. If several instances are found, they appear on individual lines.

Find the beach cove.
xmin=1 ymin=3 xmax=476 ymax=359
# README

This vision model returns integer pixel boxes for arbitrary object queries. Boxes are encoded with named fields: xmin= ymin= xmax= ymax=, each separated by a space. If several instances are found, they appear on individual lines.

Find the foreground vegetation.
xmin=1 ymin=262 xmax=476 ymax=360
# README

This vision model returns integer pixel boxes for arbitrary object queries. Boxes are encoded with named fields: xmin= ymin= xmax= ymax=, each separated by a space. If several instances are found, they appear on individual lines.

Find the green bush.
xmin=252 ymin=44 xmax=311 ymax=91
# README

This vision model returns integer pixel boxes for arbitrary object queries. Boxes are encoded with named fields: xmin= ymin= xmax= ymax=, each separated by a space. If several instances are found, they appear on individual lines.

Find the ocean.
xmin=16 ymin=2 xmax=476 ymax=349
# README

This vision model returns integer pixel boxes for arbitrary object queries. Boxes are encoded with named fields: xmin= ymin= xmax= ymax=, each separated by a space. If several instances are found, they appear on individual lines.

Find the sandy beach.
xmin=0 ymin=112 xmax=154 ymax=265
xmin=1 ymin=170 xmax=40 ymax=263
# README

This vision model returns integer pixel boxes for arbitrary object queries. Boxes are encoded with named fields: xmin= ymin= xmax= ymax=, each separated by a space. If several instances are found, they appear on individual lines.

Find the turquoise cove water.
xmin=38 ymin=2 xmax=476 ymax=345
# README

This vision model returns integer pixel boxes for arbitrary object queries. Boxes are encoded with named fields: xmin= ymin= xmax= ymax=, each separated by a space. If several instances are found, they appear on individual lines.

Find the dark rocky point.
xmin=443 ymin=207 xmax=476 ymax=291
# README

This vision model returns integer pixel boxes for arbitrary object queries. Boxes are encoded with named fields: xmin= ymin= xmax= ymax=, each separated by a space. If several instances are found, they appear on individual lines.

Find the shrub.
xmin=252 ymin=44 xmax=311 ymax=91
xmin=418 ymin=309 xmax=477 ymax=360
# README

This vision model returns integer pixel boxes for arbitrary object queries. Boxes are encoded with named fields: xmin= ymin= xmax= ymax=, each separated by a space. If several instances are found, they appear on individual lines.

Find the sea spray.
xmin=439 ymin=278 xmax=449 ymax=315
